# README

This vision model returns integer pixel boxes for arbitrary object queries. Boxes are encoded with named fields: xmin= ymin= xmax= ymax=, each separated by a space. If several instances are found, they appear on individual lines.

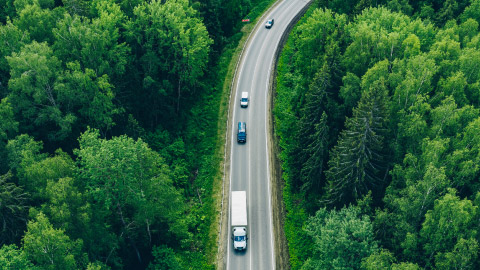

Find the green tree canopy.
xmin=23 ymin=212 xmax=86 ymax=270
xmin=5 ymin=134 xmax=46 ymax=178
xmin=325 ymin=79 xmax=390 ymax=206
xmin=0 ymin=98 xmax=18 ymax=172
xmin=147 ymin=245 xmax=182 ymax=270
xmin=7 ymin=41 xmax=121 ymax=144
xmin=0 ymin=20 xmax=29 ymax=98
xmin=52 ymin=0 xmax=129 ymax=80
xmin=13 ymin=0 xmax=59 ymax=43
xmin=275 ymin=2 xmax=480 ymax=270
xmin=420 ymin=189 xmax=479 ymax=268
xmin=22 ymin=150 xmax=75 ymax=201
xmin=35 ymin=177 xmax=90 ymax=241
xmin=0 ymin=98 xmax=17 ymax=142
xmin=0 ymin=244 xmax=36 ymax=270
xmin=75 ymin=128 xmax=188 ymax=265
xmin=125 ymin=0 xmax=212 ymax=124
xmin=361 ymin=249 xmax=396 ymax=270
xmin=302 ymin=206 xmax=378 ymax=270
xmin=6 ymin=41 xmax=70 ymax=141
xmin=0 ymin=172 xmax=29 ymax=245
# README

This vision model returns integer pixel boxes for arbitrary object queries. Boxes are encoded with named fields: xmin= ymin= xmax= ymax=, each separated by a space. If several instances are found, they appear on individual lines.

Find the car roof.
xmin=238 ymin=122 xmax=246 ymax=130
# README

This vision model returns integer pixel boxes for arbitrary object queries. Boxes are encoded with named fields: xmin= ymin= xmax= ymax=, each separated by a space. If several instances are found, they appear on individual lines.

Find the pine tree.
xmin=291 ymin=63 xmax=331 ymax=191
xmin=0 ymin=172 xmax=28 ymax=245
xmin=324 ymin=79 xmax=389 ymax=207
xmin=300 ymin=112 xmax=329 ymax=194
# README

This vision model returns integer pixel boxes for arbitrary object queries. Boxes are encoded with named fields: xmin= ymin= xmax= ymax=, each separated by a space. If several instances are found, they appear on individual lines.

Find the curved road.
xmin=227 ymin=1 xmax=311 ymax=269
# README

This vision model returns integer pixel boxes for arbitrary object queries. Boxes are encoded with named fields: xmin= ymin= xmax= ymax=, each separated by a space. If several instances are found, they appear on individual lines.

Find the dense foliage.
xmin=275 ymin=0 xmax=480 ymax=269
xmin=0 ymin=0 xmax=272 ymax=268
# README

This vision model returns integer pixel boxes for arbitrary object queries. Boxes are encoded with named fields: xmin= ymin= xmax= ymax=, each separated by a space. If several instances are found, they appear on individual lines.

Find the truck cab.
xmin=233 ymin=227 xmax=247 ymax=250
xmin=237 ymin=122 xmax=246 ymax=143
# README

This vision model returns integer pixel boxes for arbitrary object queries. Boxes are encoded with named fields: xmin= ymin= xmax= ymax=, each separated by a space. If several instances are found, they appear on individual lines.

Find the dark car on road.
xmin=265 ymin=19 xmax=274 ymax=29
xmin=237 ymin=122 xmax=247 ymax=143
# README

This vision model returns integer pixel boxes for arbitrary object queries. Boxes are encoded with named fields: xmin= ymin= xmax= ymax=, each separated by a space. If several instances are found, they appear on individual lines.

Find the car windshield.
xmin=241 ymin=98 xmax=247 ymax=101
xmin=234 ymin=236 xmax=245 ymax=242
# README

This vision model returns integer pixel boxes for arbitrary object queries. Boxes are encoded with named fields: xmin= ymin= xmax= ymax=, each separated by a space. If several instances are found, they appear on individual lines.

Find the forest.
xmin=3 ymin=0 xmax=479 ymax=269
xmin=0 ymin=0 xmax=273 ymax=269
xmin=275 ymin=0 xmax=480 ymax=269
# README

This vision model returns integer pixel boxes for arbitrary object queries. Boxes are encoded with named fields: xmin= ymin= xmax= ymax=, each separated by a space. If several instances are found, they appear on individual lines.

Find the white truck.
xmin=231 ymin=191 xmax=248 ymax=251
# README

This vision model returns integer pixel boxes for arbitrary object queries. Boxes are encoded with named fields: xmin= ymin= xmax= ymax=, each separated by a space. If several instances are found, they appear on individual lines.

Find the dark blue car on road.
xmin=237 ymin=122 xmax=247 ymax=143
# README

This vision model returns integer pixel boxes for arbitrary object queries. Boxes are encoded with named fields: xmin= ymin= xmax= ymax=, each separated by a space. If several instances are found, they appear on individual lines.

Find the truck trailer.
xmin=231 ymin=191 xmax=248 ymax=251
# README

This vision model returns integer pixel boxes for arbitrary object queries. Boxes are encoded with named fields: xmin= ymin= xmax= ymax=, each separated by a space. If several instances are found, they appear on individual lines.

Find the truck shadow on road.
xmin=233 ymin=249 xmax=248 ymax=256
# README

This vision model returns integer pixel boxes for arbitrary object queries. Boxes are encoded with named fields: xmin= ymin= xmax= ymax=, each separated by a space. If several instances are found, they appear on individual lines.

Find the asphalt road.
xmin=227 ymin=1 xmax=311 ymax=269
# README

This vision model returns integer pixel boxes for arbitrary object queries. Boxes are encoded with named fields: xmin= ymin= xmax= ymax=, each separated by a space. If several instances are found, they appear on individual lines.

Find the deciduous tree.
xmin=53 ymin=0 xmax=129 ymax=80
xmin=6 ymin=41 xmax=71 ymax=141
xmin=0 ymin=20 xmax=29 ymax=98
xmin=0 ymin=244 xmax=35 ymax=269
xmin=75 ymin=128 xmax=188 ymax=265
xmin=125 ymin=0 xmax=212 ymax=125
xmin=302 ymin=206 xmax=378 ymax=269
xmin=13 ymin=0 xmax=59 ymax=43
xmin=22 ymin=150 xmax=75 ymax=201
xmin=420 ymin=189 xmax=478 ymax=268
xmin=5 ymin=134 xmax=46 ymax=179
xmin=23 ymin=212 xmax=86 ymax=270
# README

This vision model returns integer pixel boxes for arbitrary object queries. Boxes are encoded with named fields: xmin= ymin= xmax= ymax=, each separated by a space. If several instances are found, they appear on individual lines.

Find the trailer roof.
xmin=231 ymin=191 xmax=247 ymax=226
